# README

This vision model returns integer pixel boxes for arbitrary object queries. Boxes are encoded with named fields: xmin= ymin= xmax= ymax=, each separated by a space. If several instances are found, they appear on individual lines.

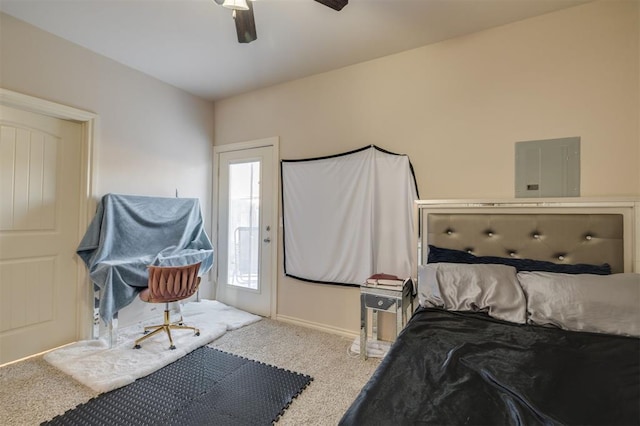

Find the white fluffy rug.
xmin=44 ymin=300 xmax=261 ymax=393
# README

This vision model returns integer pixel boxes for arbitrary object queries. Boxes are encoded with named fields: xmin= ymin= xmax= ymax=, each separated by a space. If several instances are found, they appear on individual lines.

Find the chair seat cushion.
xmin=138 ymin=288 xmax=182 ymax=303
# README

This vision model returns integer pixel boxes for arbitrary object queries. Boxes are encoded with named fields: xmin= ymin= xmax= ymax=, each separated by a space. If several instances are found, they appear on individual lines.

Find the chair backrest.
xmin=145 ymin=262 xmax=202 ymax=303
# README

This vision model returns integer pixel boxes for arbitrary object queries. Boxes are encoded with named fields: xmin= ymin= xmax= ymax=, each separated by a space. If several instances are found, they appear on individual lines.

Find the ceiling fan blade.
xmin=313 ymin=0 xmax=348 ymax=11
xmin=234 ymin=1 xmax=257 ymax=43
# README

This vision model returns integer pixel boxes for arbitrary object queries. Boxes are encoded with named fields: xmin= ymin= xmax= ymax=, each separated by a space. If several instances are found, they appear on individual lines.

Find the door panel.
xmin=0 ymin=105 xmax=82 ymax=364
xmin=216 ymin=146 xmax=274 ymax=317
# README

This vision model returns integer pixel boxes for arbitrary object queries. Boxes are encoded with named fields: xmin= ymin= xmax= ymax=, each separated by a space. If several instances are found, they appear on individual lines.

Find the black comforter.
xmin=340 ymin=308 xmax=640 ymax=426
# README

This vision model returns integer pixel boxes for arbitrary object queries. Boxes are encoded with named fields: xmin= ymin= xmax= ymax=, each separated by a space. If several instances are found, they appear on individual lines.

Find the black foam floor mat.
xmin=43 ymin=347 xmax=313 ymax=426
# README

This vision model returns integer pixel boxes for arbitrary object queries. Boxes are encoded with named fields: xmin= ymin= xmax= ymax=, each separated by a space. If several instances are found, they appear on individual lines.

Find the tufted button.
xmin=558 ymin=255 xmax=565 ymax=261
xmin=487 ymin=232 xmax=494 ymax=237
xmin=446 ymin=230 xmax=453 ymax=235
xmin=533 ymin=233 xmax=540 ymax=239
xmin=585 ymin=235 xmax=592 ymax=241
xmin=509 ymin=252 xmax=516 ymax=257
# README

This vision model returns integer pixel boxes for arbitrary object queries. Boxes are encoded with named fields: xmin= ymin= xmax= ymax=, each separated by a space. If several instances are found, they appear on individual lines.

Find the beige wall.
xmin=0 ymin=14 xmax=216 ymax=304
xmin=214 ymin=0 xmax=640 ymax=335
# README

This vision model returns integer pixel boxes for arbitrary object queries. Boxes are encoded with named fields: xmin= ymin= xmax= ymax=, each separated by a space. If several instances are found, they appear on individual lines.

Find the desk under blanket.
xmin=77 ymin=194 xmax=214 ymax=323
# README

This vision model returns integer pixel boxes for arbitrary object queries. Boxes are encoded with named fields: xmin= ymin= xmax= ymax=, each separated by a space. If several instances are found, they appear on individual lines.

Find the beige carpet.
xmin=0 ymin=318 xmax=381 ymax=425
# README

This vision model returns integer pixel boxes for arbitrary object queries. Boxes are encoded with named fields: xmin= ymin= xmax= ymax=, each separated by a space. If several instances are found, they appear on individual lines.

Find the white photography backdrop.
xmin=281 ymin=145 xmax=418 ymax=286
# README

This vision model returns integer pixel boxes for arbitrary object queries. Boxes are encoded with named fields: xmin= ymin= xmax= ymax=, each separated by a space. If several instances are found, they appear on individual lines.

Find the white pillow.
xmin=517 ymin=271 xmax=640 ymax=337
xmin=418 ymin=263 xmax=527 ymax=324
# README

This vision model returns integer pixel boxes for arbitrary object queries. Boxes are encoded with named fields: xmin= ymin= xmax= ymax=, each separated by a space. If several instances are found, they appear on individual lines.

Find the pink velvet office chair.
xmin=133 ymin=262 xmax=202 ymax=350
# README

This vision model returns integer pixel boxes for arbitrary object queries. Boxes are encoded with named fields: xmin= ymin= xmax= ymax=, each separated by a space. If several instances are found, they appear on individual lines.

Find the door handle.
xmin=263 ymin=237 xmax=271 ymax=243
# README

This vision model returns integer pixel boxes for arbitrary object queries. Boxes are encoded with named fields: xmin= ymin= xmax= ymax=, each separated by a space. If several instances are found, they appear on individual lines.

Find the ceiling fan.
xmin=213 ymin=0 xmax=348 ymax=44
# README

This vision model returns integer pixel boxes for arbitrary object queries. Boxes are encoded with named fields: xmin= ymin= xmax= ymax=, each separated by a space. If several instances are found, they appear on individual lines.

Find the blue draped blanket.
xmin=77 ymin=194 xmax=214 ymax=323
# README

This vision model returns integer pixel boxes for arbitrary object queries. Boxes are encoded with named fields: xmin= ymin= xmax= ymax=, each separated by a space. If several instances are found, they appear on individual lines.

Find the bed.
xmin=340 ymin=199 xmax=640 ymax=426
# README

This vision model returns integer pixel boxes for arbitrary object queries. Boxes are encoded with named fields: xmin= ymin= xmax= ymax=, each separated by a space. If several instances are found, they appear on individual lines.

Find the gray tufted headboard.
xmin=415 ymin=200 xmax=639 ymax=275
xmin=426 ymin=213 xmax=623 ymax=273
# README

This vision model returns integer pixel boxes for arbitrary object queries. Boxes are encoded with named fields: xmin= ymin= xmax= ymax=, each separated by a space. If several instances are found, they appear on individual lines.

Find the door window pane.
xmin=227 ymin=161 xmax=260 ymax=289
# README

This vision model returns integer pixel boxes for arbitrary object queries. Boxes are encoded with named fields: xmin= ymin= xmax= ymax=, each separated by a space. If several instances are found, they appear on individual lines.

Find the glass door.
xmin=216 ymin=145 xmax=275 ymax=317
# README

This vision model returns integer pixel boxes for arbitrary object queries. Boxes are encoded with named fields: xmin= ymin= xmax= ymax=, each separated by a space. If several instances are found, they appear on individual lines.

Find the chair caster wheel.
xmin=134 ymin=345 xmax=141 ymax=349
xmin=143 ymin=330 xmax=150 ymax=335
xmin=195 ymin=332 xmax=200 ymax=336
xmin=170 ymin=345 xmax=176 ymax=350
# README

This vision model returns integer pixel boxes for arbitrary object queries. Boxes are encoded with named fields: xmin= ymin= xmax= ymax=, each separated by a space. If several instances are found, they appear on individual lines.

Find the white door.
xmin=215 ymin=143 xmax=277 ymax=317
xmin=0 ymin=105 xmax=82 ymax=364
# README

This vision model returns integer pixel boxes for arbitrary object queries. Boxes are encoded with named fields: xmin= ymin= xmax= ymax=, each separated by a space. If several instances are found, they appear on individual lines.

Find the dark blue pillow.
xmin=427 ymin=245 xmax=611 ymax=275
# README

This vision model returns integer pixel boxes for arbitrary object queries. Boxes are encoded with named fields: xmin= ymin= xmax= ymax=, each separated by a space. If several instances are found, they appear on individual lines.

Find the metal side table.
xmin=360 ymin=278 xmax=414 ymax=360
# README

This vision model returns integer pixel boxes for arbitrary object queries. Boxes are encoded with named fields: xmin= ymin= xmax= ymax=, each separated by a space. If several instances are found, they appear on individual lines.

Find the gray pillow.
xmin=418 ymin=263 xmax=527 ymax=324
xmin=517 ymin=272 xmax=640 ymax=337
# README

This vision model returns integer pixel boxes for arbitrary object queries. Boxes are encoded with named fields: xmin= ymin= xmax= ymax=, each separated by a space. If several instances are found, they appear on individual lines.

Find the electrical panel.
xmin=515 ymin=137 xmax=580 ymax=198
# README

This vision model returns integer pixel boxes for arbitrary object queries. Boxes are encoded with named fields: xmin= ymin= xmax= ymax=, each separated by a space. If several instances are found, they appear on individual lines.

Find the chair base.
xmin=133 ymin=306 xmax=200 ymax=350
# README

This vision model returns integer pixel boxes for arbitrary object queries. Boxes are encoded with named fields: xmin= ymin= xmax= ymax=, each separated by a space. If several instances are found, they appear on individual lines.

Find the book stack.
xmin=366 ymin=273 xmax=408 ymax=288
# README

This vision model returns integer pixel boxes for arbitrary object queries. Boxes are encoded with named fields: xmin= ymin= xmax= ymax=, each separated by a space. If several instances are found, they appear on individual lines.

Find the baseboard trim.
xmin=275 ymin=314 xmax=358 ymax=339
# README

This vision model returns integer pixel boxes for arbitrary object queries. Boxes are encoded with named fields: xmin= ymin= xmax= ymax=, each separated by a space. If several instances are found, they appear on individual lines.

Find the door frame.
xmin=212 ymin=137 xmax=279 ymax=318
xmin=0 ymin=88 xmax=97 ymax=341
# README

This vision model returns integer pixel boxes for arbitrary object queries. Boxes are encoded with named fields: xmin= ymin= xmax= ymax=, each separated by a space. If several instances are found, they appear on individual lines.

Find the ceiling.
xmin=0 ymin=0 xmax=589 ymax=102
